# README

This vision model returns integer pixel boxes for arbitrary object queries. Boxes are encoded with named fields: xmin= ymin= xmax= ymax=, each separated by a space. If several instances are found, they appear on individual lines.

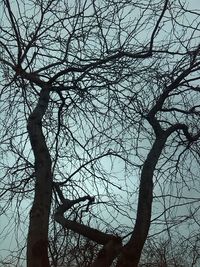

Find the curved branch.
xmin=54 ymin=183 xmax=122 ymax=267
xmin=166 ymin=123 xmax=200 ymax=142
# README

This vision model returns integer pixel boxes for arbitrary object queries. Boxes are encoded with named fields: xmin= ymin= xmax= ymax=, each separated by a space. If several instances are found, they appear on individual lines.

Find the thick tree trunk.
xmin=116 ymin=135 xmax=167 ymax=267
xmin=91 ymin=237 xmax=122 ymax=267
xmin=27 ymin=88 xmax=52 ymax=267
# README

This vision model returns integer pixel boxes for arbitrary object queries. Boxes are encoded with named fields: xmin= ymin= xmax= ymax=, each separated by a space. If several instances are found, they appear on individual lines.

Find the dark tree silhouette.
xmin=0 ymin=0 xmax=199 ymax=266
xmin=139 ymin=235 xmax=200 ymax=267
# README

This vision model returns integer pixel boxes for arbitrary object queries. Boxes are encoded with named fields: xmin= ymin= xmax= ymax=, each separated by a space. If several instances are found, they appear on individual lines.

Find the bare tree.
xmin=139 ymin=234 xmax=200 ymax=267
xmin=0 ymin=0 xmax=200 ymax=267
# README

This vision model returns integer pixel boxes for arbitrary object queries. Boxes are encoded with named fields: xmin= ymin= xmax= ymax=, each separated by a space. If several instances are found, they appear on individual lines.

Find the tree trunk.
xmin=116 ymin=135 xmax=167 ymax=267
xmin=27 ymin=88 xmax=52 ymax=267
xmin=91 ymin=237 xmax=122 ymax=267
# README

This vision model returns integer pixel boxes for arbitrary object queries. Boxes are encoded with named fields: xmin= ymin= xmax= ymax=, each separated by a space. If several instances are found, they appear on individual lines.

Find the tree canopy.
xmin=0 ymin=0 xmax=200 ymax=266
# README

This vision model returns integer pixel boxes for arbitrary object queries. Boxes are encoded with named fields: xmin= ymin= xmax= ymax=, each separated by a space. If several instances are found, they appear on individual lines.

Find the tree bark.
xmin=27 ymin=88 xmax=52 ymax=267
xmin=91 ymin=237 xmax=122 ymax=267
xmin=116 ymin=135 xmax=167 ymax=267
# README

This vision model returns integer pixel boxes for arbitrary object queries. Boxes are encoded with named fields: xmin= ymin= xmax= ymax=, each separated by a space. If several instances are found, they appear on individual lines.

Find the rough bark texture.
xmin=116 ymin=135 xmax=167 ymax=267
xmin=27 ymin=88 xmax=52 ymax=267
